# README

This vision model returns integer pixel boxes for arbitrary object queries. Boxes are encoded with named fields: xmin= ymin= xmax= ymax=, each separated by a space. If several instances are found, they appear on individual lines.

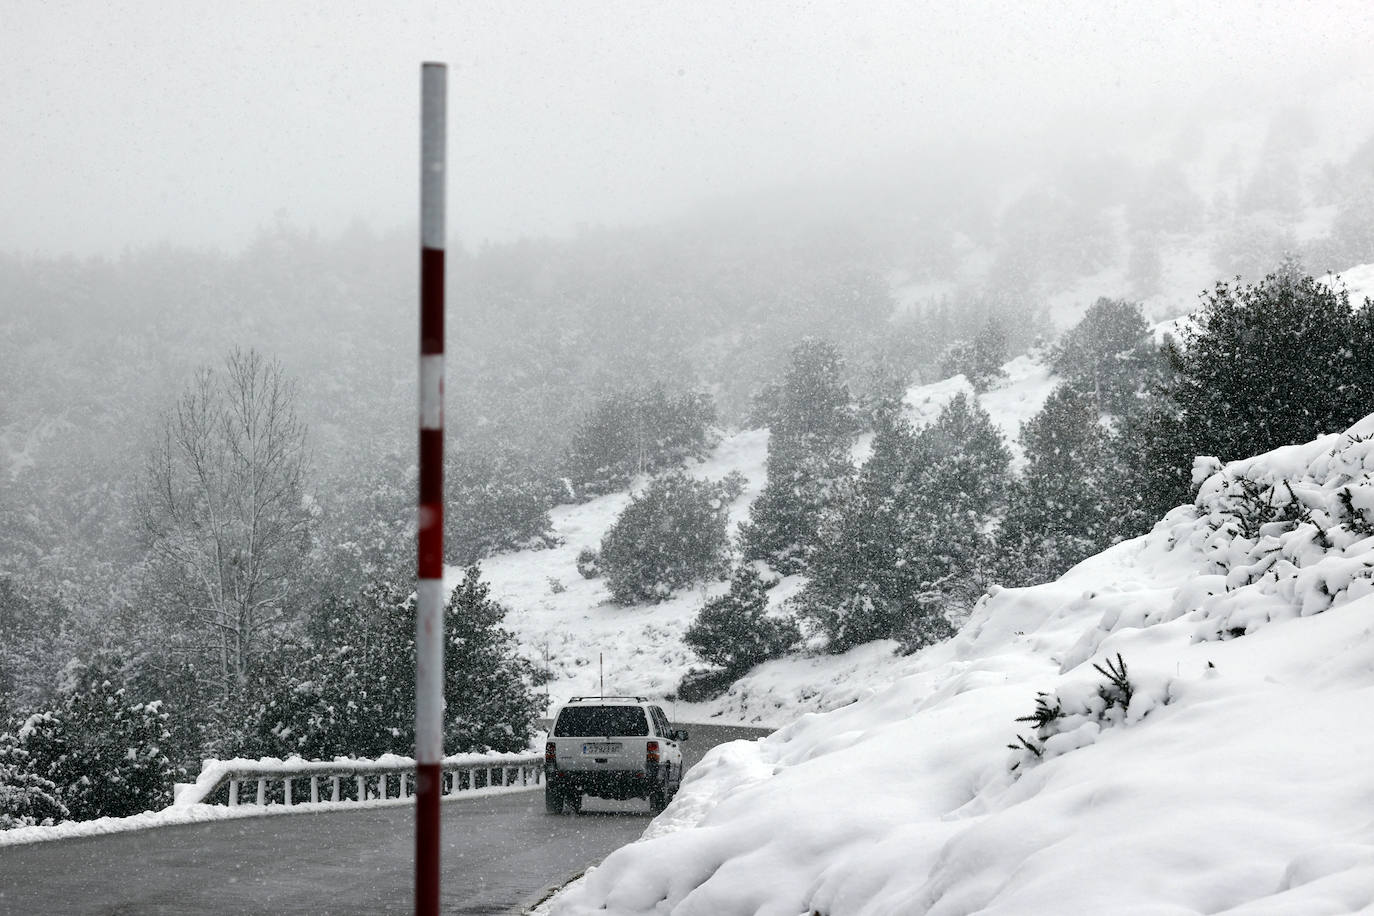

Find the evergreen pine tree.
xmin=740 ymin=339 xmax=858 ymax=574
xmin=235 ymin=569 xmax=541 ymax=759
xmin=563 ymin=385 xmax=716 ymax=499
xmin=803 ymin=394 xmax=1011 ymax=652
xmin=0 ymin=732 xmax=68 ymax=829
xmin=938 ymin=319 xmax=1009 ymax=392
xmin=1050 ymin=297 xmax=1160 ymax=416
xmin=445 ymin=446 xmax=558 ymax=565
xmin=442 ymin=568 xmax=543 ymax=752
xmin=19 ymin=654 xmax=179 ymax=821
xmin=999 ymin=385 xmax=1116 ymax=585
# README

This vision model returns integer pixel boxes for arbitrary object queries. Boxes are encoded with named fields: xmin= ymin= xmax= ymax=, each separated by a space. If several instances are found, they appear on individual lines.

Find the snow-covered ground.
xmin=480 ymin=359 xmax=1057 ymax=726
xmin=540 ymin=413 xmax=1374 ymax=915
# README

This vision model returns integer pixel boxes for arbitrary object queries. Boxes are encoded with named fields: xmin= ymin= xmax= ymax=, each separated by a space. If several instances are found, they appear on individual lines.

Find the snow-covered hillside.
xmin=542 ymin=412 xmax=1374 ymax=915
xmin=474 ymin=355 xmax=1056 ymax=724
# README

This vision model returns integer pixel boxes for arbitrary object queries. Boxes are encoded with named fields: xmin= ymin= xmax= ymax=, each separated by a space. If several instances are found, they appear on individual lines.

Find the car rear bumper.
xmin=546 ymin=765 xmax=662 ymax=801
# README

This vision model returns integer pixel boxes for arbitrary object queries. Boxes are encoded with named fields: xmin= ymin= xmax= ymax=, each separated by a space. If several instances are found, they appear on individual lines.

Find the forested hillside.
xmin=5 ymin=103 xmax=1374 ymax=828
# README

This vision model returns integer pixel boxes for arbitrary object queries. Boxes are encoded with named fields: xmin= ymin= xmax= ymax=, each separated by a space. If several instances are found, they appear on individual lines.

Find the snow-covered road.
xmin=0 ymin=724 xmax=769 ymax=915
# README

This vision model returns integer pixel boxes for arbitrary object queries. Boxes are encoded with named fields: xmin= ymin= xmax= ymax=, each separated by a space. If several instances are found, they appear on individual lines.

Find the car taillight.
xmin=646 ymin=741 xmax=659 ymax=764
xmin=545 ymin=741 xmax=557 ymax=764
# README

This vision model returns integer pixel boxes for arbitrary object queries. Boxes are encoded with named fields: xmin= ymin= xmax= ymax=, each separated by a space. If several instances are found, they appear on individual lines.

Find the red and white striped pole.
xmin=416 ymin=60 xmax=446 ymax=916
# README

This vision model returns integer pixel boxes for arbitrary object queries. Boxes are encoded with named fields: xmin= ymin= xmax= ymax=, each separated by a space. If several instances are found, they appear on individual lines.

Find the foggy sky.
xmin=2 ymin=0 xmax=1370 ymax=257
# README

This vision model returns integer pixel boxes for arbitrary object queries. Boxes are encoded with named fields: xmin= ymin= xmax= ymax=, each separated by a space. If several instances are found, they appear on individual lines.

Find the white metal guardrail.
xmin=172 ymin=752 xmax=544 ymax=811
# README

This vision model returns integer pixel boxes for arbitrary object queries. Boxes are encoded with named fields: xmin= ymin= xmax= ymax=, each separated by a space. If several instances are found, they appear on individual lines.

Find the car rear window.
xmin=554 ymin=705 xmax=649 ymax=737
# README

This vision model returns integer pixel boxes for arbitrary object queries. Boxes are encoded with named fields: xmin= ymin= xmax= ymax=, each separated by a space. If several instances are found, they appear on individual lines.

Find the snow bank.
xmin=544 ymin=413 xmax=1374 ymax=915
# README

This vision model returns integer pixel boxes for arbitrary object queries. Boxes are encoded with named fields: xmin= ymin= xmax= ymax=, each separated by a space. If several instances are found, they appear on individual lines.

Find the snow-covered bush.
xmin=0 ymin=732 xmax=67 ymax=829
xmin=683 ymin=565 xmax=800 ymax=676
xmin=1126 ymin=267 xmax=1374 ymax=521
xmin=1062 ymin=415 xmax=1374 ymax=668
xmin=1009 ymin=654 xmax=1165 ymax=771
xmin=599 ymin=471 xmax=736 ymax=604
xmin=19 ymin=659 xmax=179 ymax=821
xmin=575 ymin=547 xmax=600 ymax=579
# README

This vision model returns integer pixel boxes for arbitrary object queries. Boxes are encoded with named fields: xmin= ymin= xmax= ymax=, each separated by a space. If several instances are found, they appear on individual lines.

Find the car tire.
xmin=544 ymin=783 xmax=565 ymax=815
xmin=649 ymin=787 xmax=667 ymax=814
xmin=567 ymin=791 xmax=583 ymax=815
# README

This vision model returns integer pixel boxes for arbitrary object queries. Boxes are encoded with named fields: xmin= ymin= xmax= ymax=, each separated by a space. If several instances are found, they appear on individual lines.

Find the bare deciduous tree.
xmin=140 ymin=348 xmax=311 ymax=688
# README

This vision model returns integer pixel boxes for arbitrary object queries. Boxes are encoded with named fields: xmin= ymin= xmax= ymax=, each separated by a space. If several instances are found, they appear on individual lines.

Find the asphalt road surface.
xmin=0 ymin=723 xmax=769 ymax=916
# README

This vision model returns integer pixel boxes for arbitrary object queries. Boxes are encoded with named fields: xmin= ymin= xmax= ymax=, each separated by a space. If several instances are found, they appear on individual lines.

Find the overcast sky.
xmin=2 ymin=1 xmax=1370 ymax=257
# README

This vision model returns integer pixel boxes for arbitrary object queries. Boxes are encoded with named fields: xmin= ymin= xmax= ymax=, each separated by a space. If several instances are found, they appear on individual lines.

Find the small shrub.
xmin=1007 ymin=653 xmax=1153 ymax=772
xmin=576 ymin=547 xmax=600 ymax=579
xmin=684 ymin=566 xmax=800 ymax=674
xmin=675 ymin=667 xmax=738 ymax=703
xmin=599 ymin=472 xmax=735 ymax=604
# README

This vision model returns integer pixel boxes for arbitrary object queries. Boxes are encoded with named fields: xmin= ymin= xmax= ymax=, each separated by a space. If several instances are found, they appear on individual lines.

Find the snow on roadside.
xmin=543 ymin=413 xmax=1374 ymax=915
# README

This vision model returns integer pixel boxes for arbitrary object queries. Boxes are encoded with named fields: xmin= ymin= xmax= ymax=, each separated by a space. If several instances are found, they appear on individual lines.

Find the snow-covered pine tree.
xmin=740 ymin=339 xmax=858 ymax=574
xmin=938 ymin=318 xmax=1009 ymax=393
xmin=0 ymin=575 xmax=71 ymax=722
xmin=232 ymin=569 xmax=541 ymax=760
xmin=803 ymin=393 xmax=1010 ymax=652
xmin=683 ymin=565 xmax=800 ymax=675
xmin=19 ymin=654 xmax=179 ymax=821
xmin=998 ymin=385 xmax=1116 ymax=586
xmin=442 ymin=568 xmax=543 ymax=753
xmin=1050 ymin=297 xmax=1160 ymax=416
xmin=0 ymin=732 xmax=68 ymax=829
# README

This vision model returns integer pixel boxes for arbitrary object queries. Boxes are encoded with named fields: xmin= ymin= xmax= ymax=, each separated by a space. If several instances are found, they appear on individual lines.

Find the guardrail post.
xmin=284 ymin=778 xmax=294 ymax=807
xmin=229 ymin=779 xmax=239 ymax=807
xmin=256 ymin=778 xmax=266 ymax=806
xmin=331 ymin=776 xmax=341 ymax=803
xmin=357 ymin=775 xmax=366 ymax=801
xmin=310 ymin=776 xmax=320 ymax=804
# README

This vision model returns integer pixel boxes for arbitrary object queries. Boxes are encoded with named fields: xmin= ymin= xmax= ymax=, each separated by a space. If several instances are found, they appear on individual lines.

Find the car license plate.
xmin=582 ymin=742 xmax=621 ymax=754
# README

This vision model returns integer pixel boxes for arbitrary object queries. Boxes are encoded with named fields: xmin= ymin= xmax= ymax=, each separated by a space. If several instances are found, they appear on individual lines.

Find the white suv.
xmin=544 ymin=696 xmax=688 ymax=814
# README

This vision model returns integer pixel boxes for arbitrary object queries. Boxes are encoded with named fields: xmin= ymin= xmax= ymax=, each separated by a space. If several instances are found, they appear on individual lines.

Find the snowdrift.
xmin=544 ymin=414 xmax=1374 ymax=915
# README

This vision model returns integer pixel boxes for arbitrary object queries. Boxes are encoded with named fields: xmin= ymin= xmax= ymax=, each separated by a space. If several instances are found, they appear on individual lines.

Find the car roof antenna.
xmin=600 ymin=652 xmax=604 ymax=699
